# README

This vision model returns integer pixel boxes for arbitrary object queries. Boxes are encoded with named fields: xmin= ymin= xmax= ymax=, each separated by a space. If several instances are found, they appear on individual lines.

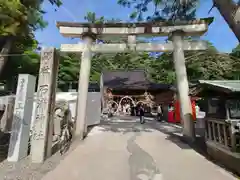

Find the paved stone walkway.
xmin=42 ymin=117 xmax=238 ymax=180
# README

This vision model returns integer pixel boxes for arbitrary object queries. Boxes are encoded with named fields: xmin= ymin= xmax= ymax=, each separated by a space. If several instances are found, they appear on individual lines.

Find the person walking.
xmin=139 ymin=105 xmax=145 ymax=124
xmin=157 ymin=104 xmax=163 ymax=122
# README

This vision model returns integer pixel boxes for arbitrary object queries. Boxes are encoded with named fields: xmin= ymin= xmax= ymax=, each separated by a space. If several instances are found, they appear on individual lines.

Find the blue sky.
xmin=35 ymin=0 xmax=239 ymax=52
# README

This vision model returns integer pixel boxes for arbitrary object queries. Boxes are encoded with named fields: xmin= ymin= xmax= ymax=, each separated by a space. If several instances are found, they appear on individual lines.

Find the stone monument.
xmin=31 ymin=48 xmax=59 ymax=163
xmin=0 ymin=96 xmax=15 ymax=132
xmin=7 ymin=74 xmax=36 ymax=162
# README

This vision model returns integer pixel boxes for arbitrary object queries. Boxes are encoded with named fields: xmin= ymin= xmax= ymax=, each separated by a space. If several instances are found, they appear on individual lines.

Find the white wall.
xmin=30 ymin=92 xmax=78 ymax=130
xmin=1 ymin=91 xmax=101 ymax=131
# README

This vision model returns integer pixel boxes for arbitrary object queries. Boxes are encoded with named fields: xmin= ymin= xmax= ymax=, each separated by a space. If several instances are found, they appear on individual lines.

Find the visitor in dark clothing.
xmin=157 ymin=104 xmax=163 ymax=121
xmin=139 ymin=106 xmax=145 ymax=124
xmin=130 ymin=104 xmax=135 ymax=116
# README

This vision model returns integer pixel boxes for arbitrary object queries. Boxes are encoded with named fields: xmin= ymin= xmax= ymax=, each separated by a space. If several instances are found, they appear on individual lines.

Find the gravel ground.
xmin=0 ymin=139 xmax=81 ymax=180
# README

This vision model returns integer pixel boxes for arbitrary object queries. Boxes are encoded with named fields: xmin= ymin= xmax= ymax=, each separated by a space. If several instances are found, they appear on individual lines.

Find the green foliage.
xmin=0 ymin=0 xmax=62 ymax=84
xmin=0 ymin=0 xmax=62 ymax=50
xmin=58 ymin=52 xmax=79 ymax=90
xmin=1 ymin=4 xmax=239 ymax=92
xmin=0 ymin=0 xmax=61 ymax=89
xmin=84 ymin=12 xmax=122 ymax=24
xmin=0 ymin=0 xmax=49 ymax=37
xmin=84 ymin=12 xmax=105 ymax=23
xmin=117 ymin=0 xmax=199 ymax=21
xmin=229 ymin=44 xmax=240 ymax=79
xmin=48 ymin=0 xmax=62 ymax=7
xmin=0 ymin=50 xmax=40 ymax=90
xmin=230 ymin=44 xmax=240 ymax=58
xmin=2 ymin=41 xmax=239 ymax=91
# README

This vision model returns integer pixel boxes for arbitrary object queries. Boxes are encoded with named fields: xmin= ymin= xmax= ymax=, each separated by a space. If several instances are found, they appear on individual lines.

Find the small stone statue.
xmin=143 ymin=91 xmax=154 ymax=108
xmin=53 ymin=100 xmax=72 ymax=142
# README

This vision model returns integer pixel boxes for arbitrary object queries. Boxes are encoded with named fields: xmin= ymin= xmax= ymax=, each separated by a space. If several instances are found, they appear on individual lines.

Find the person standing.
xmin=133 ymin=104 xmax=137 ymax=116
xmin=130 ymin=104 xmax=135 ymax=116
xmin=139 ymin=105 xmax=145 ymax=124
xmin=157 ymin=104 xmax=163 ymax=121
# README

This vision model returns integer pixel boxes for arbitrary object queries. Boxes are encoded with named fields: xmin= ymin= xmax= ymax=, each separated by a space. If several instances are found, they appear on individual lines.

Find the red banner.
xmin=174 ymin=99 xmax=196 ymax=123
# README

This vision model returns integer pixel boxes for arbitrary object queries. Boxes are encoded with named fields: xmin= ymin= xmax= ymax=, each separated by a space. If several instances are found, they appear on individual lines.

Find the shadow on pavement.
xmin=97 ymin=116 xmax=239 ymax=177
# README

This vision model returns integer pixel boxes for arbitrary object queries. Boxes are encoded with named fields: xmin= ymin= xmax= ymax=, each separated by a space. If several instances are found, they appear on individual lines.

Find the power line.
xmin=60 ymin=5 xmax=77 ymax=22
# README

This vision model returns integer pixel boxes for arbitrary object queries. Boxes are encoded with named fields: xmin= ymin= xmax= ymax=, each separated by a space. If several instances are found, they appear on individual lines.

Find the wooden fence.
xmin=205 ymin=118 xmax=240 ymax=152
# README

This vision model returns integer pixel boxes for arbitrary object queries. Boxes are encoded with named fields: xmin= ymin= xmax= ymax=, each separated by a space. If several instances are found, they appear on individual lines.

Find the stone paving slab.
xmin=42 ymin=119 xmax=238 ymax=180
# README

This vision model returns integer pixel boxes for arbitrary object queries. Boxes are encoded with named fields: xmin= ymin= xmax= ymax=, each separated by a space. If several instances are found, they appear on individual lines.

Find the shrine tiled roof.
xmin=102 ymin=70 xmax=170 ymax=90
xmin=198 ymin=80 xmax=240 ymax=93
xmin=169 ymin=80 xmax=240 ymax=95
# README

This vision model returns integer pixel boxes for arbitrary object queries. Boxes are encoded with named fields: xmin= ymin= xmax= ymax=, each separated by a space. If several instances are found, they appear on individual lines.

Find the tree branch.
xmin=213 ymin=0 xmax=240 ymax=41
xmin=208 ymin=1 xmax=216 ymax=14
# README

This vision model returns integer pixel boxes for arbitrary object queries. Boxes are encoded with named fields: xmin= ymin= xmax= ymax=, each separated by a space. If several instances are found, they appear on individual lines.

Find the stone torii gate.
xmin=56 ymin=19 xmax=211 ymax=141
xmin=30 ymin=18 xmax=211 ymax=163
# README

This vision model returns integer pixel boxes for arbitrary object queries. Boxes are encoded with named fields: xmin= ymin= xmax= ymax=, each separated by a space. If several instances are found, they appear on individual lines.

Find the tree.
xmin=229 ymin=44 xmax=240 ymax=79
xmin=231 ymin=44 xmax=240 ymax=58
xmin=118 ymin=0 xmax=198 ymax=21
xmin=145 ymin=41 xmax=240 ymax=84
xmin=149 ymin=52 xmax=176 ymax=83
xmin=211 ymin=0 xmax=240 ymax=42
xmin=84 ymin=12 xmax=105 ymax=23
xmin=57 ymin=9 xmax=239 ymax=87
xmin=90 ymin=40 xmax=239 ymax=85
xmin=0 ymin=50 xmax=40 ymax=91
xmin=58 ymin=52 xmax=79 ymax=91
xmin=0 ymin=0 xmax=61 ymax=78
xmin=185 ymin=49 xmax=239 ymax=80
xmin=117 ymin=0 xmax=240 ymax=42
xmin=2 ymin=40 xmax=238 ymax=91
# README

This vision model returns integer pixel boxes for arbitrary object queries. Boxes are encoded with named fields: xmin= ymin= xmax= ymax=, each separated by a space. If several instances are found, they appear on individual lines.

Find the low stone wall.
xmin=206 ymin=141 xmax=240 ymax=175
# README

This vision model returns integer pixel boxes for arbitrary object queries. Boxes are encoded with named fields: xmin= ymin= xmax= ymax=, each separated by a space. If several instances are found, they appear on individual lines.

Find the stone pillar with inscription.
xmin=7 ymin=74 xmax=36 ymax=162
xmin=31 ymin=48 xmax=59 ymax=163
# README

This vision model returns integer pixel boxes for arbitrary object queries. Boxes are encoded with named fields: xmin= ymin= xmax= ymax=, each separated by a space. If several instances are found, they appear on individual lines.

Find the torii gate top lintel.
xmin=56 ymin=17 xmax=213 ymax=39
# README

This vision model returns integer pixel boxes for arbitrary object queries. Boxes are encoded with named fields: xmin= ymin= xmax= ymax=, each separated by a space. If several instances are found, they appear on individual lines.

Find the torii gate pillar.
xmin=172 ymin=30 xmax=195 ymax=141
xmin=75 ymin=34 xmax=94 ymax=139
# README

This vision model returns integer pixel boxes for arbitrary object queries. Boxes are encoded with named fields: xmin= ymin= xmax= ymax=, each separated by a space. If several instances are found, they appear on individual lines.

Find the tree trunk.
xmin=0 ymin=40 xmax=12 ymax=77
xmin=214 ymin=0 xmax=240 ymax=42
